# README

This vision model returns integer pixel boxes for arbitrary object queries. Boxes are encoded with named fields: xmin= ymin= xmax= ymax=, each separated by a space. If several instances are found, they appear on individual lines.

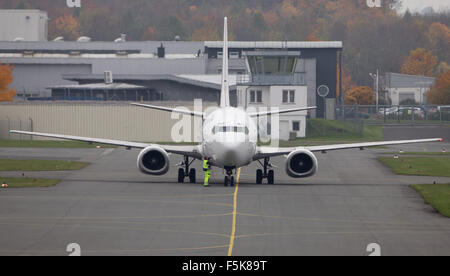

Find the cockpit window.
xmin=212 ymin=126 xmax=249 ymax=135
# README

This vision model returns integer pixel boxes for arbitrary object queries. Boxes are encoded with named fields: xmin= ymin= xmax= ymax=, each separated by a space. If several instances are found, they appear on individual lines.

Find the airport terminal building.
xmin=0 ymin=40 xmax=342 ymax=140
xmin=0 ymin=40 xmax=343 ymax=115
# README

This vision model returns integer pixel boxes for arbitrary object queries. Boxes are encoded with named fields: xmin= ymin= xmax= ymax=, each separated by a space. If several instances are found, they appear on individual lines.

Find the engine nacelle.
xmin=137 ymin=146 xmax=170 ymax=175
xmin=285 ymin=149 xmax=318 ymax=178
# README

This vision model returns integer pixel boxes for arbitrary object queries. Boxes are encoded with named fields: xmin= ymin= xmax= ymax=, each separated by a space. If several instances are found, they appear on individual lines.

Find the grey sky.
xmin=400 ymin=0 xmax=450 ymax=13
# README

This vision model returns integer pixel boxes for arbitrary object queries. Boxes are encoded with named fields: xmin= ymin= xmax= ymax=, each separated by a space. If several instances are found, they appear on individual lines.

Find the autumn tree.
xmin=191 ymin=25 xmax=220 ymax=41
xmin=428 ymin=22 xmax=450 ymax=62
xmin=437 ymin=62 xmax=450 ymax=74
xmin=0 ymin=62 xmax=16 ymax=102
xmin=427 ymin=71 xmax=450 ymax=105
xmin=142 ymin=26 xmax=157 ymax=41
xmin=337 ymin=65 xmax=355 ymax=99
xmin=1 ymin=0 xmax=450 ymax=87
xmin=79 ymin=6 xmax=120 ymax=41
xmin=401 ymin=48 xmax=438 ymax=77
xmin=49 ymin=14 xmax=81 ymax=40
xmin=345 ymin=86 xmax=375 ymax=105
xmin=155 ymin=16 xmax=188 ymax=40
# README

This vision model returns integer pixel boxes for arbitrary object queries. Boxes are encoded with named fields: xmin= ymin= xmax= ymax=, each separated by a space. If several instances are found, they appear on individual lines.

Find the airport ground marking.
xmin=228 ymin=167 xmax=241 ymax=256
xmin=0 ymin=244 xmax=230 ymax=255
xmin=0 ymin=221 xmax=231 ymax=239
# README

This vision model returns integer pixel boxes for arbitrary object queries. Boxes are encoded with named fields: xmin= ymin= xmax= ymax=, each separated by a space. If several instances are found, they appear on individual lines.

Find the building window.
xmin=250 ymin=90 xmax=262 ymax=103
xmin=292 ymin=121 xmax=300 ymax=131
xmin=283 ymin=90 xmax=295 ymax=103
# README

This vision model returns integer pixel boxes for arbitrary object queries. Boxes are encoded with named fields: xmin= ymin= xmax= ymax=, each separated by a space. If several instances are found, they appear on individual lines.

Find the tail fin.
xmin=220 ymin=17 xmax=230 ymax=108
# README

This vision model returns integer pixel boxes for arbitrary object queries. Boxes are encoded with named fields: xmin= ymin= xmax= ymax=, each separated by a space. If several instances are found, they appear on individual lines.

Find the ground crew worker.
xmin=203 ymin=157 xmax=211 ymax=187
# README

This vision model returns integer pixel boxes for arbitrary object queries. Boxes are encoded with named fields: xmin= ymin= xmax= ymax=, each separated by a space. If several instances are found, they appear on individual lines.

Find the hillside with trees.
xmin=1 ymin=0 xmax=449 ymax=96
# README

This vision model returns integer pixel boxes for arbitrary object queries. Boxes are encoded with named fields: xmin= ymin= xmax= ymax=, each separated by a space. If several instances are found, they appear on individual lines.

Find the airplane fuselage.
xmin=202 ymin=107 xmax=258 ymax=169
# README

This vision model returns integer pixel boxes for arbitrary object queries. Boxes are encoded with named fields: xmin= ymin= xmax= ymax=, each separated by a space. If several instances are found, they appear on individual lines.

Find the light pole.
xmin=369 ymin=69 xmax=379 ymax=114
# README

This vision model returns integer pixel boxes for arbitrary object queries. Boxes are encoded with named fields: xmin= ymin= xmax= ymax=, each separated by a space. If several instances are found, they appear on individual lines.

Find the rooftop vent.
xmin=53 ymin=36 xmax=64 ymax=42
xmin=77 ymin=36 xmax=91 ymax=42
xmin=114 ymin=34 xmax=126 ymax=43
xmin=13 ymin=37 xmax=24 ymax=42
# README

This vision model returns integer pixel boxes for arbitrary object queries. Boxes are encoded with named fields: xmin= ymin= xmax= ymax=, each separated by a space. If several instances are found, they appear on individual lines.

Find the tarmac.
xmin=0 ymin=130 xmax=449 ymax=255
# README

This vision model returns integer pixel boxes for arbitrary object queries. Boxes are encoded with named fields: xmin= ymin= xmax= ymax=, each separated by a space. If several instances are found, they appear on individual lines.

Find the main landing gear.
xmin=256 ymin=158 xmax=275 ymax=185
xmin=178 ymin=156 xmax=196 ymax=184
xmin=224 ymin=167 xmax=235 ymax=187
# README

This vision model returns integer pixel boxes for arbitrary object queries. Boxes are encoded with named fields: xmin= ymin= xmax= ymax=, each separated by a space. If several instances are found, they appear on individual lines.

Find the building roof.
xmin=48 ymin=83 xmax=147 ymax=90
xmin=0 ymin=9 xmax=47 ymax=15
xmin=244 ymin=51 xmax=301 ymax=56
xmin=0 ymin=41 xmax=204 ymax=54
xmin=384 ymin=73 xmax=435 ymax=88
xmin=62 ymin=74 xmax=237 ymax=91
xmin=0 ymin=41 xmax=343 ymax=54
xmin=205 ymin=41 xmax=343 ymax=49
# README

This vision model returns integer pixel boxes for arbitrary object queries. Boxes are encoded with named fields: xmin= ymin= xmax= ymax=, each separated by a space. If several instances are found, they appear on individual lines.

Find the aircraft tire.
xmin=256 ymin=169 xmax=263 ymax=184
xmin=268 ymin=170 xmax=274 ymax=185
xmin=178 ymin=168 xmax=185 ymax=183
xmin=189 ymin=168 xmax=196 ymax=183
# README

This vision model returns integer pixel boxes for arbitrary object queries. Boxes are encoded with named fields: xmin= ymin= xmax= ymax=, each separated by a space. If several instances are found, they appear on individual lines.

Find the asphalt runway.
xmin=0 ymin=142 xmax=449 ymax=256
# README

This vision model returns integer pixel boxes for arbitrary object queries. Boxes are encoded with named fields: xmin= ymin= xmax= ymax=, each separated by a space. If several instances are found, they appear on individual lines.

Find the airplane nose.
xmin=224 ymin=148 xmax=238 ymax=163
xmin=220 ymin=142 xmax=245 ymax=165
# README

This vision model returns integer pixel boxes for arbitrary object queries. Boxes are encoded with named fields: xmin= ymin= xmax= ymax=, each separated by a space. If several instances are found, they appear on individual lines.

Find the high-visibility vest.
xmin=203 ymin=160 xmax=209 ymax=171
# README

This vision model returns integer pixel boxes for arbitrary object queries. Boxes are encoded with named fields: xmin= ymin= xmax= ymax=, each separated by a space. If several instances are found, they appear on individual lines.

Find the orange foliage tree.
xmin=437 ymin=62 xmax=450 ymax=74
xmin=345 ymin=86 xmax=375 ymax=105
xmin=49 ymin=14 xmax=81 ymax=40
xmin=428 ymin=22 xmax=450 ymax=61
xmin=337 ymin=65 xmax=356 ymax=99
xmin=0 ymin=62 xmax=16 ymax=102
xmin=191 ymin=25 xmax=220 ymax=41
xmin=401 ymin=48 xmax=438 ymax=77
xmin=427 ymin=71 xmax=450 ymax=105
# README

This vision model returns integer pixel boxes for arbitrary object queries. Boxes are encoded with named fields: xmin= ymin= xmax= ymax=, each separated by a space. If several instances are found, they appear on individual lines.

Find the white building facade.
xmin=0 ymin=10 xmax=48 ymax=41
xmin=237 ymin=85 xmax=308 ymax=140
xmin=383 ymin=73 xmax=435 ymax=105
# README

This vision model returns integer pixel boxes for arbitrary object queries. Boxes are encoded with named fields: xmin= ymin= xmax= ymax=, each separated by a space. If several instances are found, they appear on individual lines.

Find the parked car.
xmin=378 ymin=106 xmax=424 ymax=119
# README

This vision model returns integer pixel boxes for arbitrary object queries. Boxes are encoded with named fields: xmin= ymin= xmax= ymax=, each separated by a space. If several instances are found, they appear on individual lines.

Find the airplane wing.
xmin=131 ymin=103 xmax=204 ymax=117
xmin=9 ymin=130 xmax=203 ymax=159
xmin=254 ymin=138 xmax=443 ymax=159
xmin=248 ymin=106 xmax=317 ymax=117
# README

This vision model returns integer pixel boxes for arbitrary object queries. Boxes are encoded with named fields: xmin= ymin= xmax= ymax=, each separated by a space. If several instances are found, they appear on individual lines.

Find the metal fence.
xmin=335 ymin=105 xmax=450 ymax=125
xmin=0 ymin=102 xmax=215 ymax=142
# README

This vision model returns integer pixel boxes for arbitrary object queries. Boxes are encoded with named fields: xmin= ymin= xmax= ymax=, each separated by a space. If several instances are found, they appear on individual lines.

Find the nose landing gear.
xmin=177 ymin=156 xmax=196 ymax=184
xmin=224 ymin=167 xmax=235 ymax=187
xmin=256 ymin=158 xmax=275 ymax=184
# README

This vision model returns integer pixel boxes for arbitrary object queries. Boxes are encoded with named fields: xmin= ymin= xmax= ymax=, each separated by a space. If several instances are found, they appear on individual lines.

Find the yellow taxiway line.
xmin=228 ymin=167 xmax=241 ymax=256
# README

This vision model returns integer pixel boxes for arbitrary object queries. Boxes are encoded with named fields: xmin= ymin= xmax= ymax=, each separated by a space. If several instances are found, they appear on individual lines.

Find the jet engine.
xmin=285 ymin=149 xmax=318 ymax=178
xmin=137 ymin=146 xmax=170 ymax=175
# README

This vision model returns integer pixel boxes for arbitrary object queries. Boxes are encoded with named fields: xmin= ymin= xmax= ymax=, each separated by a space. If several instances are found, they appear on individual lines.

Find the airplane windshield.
xmin=212 ymin=126 xmax=249 ymax=135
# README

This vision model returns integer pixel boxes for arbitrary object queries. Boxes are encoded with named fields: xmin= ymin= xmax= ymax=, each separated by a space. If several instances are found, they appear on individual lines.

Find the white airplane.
xmin=11 ymin=18 xmax=443 ymax=186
